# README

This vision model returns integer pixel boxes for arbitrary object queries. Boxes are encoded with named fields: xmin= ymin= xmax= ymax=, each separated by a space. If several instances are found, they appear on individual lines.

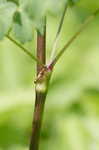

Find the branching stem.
xmin=49 ymin=8 xmax=99 ymax=68
xmin=29 ymin=17 xmax=49 ymax=150
xmin=6 ymin=35 xmax=44 ymax=66
xmin=50 ymin=3 xmax=68 ymax=61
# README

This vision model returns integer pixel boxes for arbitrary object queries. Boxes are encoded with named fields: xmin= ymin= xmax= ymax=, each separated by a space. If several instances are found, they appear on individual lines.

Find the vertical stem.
xmin=29 ymin=18 xmax=47 ymax=150
xmin=37 ymin=31 xmax=46 ymax=74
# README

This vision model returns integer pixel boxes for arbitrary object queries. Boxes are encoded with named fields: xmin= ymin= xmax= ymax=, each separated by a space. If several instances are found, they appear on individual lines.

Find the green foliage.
xmin=12 ymin=10 xmax=33 ymax=43
xmin=0 ymin=0 xmax=99 ymax=43
xmin=0 ymin=0 xmax=80 ymax=43
xmin=0 ymin=1 xmax=16 ymax=40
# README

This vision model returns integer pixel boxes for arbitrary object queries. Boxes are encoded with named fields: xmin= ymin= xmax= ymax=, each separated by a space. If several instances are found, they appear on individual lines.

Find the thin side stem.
xmin=50 ymin=4 xmax=68 ymax=61
xmin=6 ymin=35 xmax=44 ymax=66
xmin=49 ymin=8 xmax=99 ymax=68
xmin=29 ymin=18 xmax=47 ymax=150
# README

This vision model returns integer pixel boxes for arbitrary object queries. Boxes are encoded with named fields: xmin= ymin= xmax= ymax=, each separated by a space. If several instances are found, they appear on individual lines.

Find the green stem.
xmin=49 ymin=8 xmax=99 ymax=68
xmin=6 ymin=35 xmax=44 ymax=66
xmin=50 ymin=3 xmax=68 ymax=61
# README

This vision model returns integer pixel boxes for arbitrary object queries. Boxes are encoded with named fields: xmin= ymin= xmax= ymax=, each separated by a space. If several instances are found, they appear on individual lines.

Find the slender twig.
xmin=6 ymin=34 xmax=44 ymax=66
xmin=49 ymin=8 xmax=99 ymax=68
xmin=50 ymin=3 xmax=68 ymax=61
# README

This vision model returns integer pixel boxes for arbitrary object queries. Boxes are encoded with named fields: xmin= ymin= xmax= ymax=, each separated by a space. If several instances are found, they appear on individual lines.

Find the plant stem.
xmin=29 ymin=18 xmax=48 ymax=150
xmin=29 ymin=8 xmax=99 ymax=150
xmin=50 ymin=3 xmax=68 ymax=61
xmin=6 ymin=35 xmax=44 ymax=66
xmin=29 ymin=91 xmax=47 ymax=150
xmin=49 ymin=8 xmax=99 ymax=68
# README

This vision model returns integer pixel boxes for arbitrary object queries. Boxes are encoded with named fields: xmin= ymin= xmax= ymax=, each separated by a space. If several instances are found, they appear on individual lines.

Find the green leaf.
xmin=0 ymin=2 xmax=17 ymax=40
xmin=12 ymin=10 xmax=33 ymax=43
xmin=0 ymin=0 xmax=81 ymax=42
xmin=21 ymin=0 xmax=47 ymax=34
xmin=20 ymin=0 xmax=68 ymax=35
xmin=46 ymin=0 xmax=67 ymax=15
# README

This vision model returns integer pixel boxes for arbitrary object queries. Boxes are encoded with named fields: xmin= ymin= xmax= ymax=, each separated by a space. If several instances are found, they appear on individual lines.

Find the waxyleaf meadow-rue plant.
xmin=0 ymin=0 xmax=99 ymax=150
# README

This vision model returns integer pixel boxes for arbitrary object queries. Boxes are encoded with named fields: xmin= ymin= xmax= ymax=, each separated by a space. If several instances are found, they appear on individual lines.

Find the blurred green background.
xmin=0 ymin=0 xmax=99 ymax=150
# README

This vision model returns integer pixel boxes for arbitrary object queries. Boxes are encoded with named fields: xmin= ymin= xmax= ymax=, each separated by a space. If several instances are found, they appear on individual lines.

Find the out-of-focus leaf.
xmin=0 ymin=2 xmax=17 ymax=40
xmin=12 ymin=10 xmax=33 ymax=43
xmin=0 ymin=0 xmax=99 ymax=43
xmin=0 ymin=0 xmax=81 ymax=42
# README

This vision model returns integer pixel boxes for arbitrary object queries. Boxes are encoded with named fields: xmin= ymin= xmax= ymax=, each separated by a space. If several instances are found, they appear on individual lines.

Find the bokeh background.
xmin=0 ymin=0 xmax=99 ymax=150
